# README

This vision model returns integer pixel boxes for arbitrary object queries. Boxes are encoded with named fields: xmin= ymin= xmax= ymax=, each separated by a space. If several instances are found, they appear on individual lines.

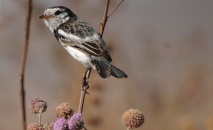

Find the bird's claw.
xmin=81 ymin=84 xmax=90 ymax=94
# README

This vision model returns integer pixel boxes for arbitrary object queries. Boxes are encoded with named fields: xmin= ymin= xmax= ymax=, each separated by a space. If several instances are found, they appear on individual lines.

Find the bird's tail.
xmin=92 ymin=57 xmax=128 ymax=79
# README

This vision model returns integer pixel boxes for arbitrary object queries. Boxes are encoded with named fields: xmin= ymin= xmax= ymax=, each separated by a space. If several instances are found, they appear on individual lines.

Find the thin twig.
xmin=38 ymin=110 xmax=41 ymax=125
xmin=78 ymin=68 xmax=91 ymax=113
xmin=20 ymin=0 xmax=32 ymax=129
xmin=108 ymin=0 xmax=124 ymax=18
xmin=99 ymin=0 xmax=110 ymax=37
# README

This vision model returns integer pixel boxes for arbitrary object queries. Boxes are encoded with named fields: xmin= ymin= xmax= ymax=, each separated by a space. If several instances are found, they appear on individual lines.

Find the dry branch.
xmin=108 ymin=0 xmax=124 ymax=18
xmin=20 ymin=0 xmax=32 ymax=129
xmin=99 ymin=0 xmax=125 ymax=37
xmin=78 ymin=68 xmax=91 ymax=113
xmin=99 ymin=0 xmax=110 ymax=37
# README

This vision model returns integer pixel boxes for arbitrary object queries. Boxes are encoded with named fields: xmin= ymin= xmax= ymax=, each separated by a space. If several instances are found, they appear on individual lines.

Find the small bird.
xmin=39 ymin=6 xmax=127 ymax=79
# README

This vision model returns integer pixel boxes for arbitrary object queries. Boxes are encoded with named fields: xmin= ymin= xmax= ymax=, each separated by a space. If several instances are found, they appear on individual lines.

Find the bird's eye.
xmin=54 ymin=10 xmax=61 ymax=15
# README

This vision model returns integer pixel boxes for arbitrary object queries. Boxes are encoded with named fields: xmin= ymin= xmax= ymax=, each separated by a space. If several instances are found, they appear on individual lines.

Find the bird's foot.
xmin=81 ymin=68 xmax=91 ymax=94
xmin=81 ymin=77 xmax=89 ymax=94
xmin=81 ymin=84 xmax=89 ymax=94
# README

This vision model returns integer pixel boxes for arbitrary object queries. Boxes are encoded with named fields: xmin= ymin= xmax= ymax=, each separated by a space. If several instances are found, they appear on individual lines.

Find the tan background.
xmin=1 ymin=0 xmax=213 ymax=130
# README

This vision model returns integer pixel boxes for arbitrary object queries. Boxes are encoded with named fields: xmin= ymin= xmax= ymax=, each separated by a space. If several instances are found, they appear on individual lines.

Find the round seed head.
xmin=122 ymin=109 xmax=144 ymax=129
xmin=56 ymin=102 xmax=74 ymax=118
xmin=30 ymin=97 xmax=47 ymax=114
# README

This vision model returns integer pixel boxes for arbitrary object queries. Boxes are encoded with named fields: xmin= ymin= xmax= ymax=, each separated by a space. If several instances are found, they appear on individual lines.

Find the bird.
xmin=39 ymin=6 xmax=127 ymax=79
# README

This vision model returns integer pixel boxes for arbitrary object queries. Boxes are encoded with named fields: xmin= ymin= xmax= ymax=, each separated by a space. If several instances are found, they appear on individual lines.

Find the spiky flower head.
xmin=30 ymin=97 xmax=47 ymax=114
xmin=56 ymin=103 xmax=74 ymax=119
xmin=27 ymin=123 xmax=43 ymax=130
xmin=53 ymin=118 xmax=67 ymax=130
xmin=68 ymin=113 xmax=84 ymax=130
xmin=122 ymin=109 xmax=144 ymax=129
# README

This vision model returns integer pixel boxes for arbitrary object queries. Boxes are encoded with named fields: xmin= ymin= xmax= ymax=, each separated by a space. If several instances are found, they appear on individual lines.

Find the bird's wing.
xmin=57 ymin=29 xmax=103 ymax=56
xmin=57 ymin=19 xmax=112 ymax=62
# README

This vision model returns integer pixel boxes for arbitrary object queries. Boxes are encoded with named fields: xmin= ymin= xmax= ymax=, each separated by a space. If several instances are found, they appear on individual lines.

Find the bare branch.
xmin=108 ymin=0 xmax=124 ymax=18
xmin=78 ymin=68 xmax=91 ymax=113
xmin=99 ymin=0 xmax=110 ymax=37
xmin=20 ymin=0 xmax=32 ymax=129
xmin=99 ymin=0 xmax=125 ymax=37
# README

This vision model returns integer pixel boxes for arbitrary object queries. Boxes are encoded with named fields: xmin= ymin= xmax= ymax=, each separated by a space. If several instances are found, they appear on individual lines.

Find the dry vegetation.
xmin=0 ymin=0 xmax=213 ymax=130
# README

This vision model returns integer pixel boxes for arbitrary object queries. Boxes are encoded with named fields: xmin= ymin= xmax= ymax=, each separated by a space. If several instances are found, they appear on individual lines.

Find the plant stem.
xmin=108 ymin=0 xmax=124 ymax=18
xmin=20 ymin=0 xmax=32 ymax=129
xmin=78 ymin=68 xmax=91 ymax=113
xmin=38 ymin=110 xmax=41 ymax=125
xmin=99 ymin=0 xmax=110 ymax=37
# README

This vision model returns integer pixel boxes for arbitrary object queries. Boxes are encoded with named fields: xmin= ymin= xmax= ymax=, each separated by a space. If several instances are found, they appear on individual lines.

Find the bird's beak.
xmin=39 ymin=14 xmax=51 ymax=19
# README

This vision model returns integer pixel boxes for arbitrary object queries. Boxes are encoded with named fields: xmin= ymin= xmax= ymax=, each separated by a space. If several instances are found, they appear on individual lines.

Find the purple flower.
xmin=68 ymin=113 xmax=84 ymax=130
xmin=30 ymin=97 xmax=47 ymax=114
xmin=53 ymin=118 xmax=67 ymax=130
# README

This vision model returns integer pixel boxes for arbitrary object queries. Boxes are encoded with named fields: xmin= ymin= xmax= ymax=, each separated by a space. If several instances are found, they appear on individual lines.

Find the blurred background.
xmin=1 ymin=0 xmax=213 ymax=129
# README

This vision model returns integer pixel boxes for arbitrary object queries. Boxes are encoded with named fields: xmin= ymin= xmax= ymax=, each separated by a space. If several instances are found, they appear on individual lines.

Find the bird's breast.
xmin=65 ymin=46 xmax=94 ymax=69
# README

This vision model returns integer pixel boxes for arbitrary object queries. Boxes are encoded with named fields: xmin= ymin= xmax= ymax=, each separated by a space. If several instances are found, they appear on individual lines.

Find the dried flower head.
xmin=122 ymin=109 xmax=144 ymax=129
xmin=53 ymin=118 xmax=67 ymax=130
xmin=68 ymin=113 xmax=84 ymax=130
xmin=56 ymin=103 xmax=73 ymax=118
xmin=30 ymin=97 xmax=47 ymax=114
xmin=27 ymin=123 xmax=43 ymax=130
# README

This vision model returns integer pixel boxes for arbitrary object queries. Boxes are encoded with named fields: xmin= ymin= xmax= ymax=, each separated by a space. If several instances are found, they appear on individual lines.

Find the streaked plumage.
xmin=39 ymin=6 xmax=127 ymax=78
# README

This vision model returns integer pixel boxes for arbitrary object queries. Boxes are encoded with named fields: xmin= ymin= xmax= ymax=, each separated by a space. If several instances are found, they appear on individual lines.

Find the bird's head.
xmin=39 ymin=6 xmax=76 ymax=32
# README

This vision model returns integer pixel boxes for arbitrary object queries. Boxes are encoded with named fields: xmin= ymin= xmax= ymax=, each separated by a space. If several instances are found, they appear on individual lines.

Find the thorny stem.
xmin=20 ymin=0 xmax=32 ymax=129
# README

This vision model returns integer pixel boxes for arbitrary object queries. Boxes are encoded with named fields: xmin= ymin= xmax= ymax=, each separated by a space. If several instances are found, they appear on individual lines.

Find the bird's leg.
xmin=82 ymin=69 xmax=88 ymax=87
xmin=78 ymin=68 xmax=92 ymax=113
xmin=82 ymin=68 xmax=91 ymax=92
